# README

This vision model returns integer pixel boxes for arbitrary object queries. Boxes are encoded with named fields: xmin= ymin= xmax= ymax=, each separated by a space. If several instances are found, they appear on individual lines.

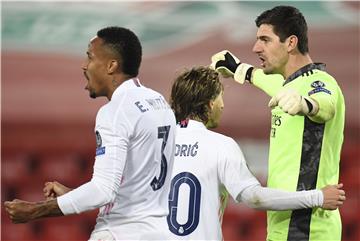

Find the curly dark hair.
xmin=97 ymin=26 xmax=142 ymax=76
xmin=255 ymin=6 xmax=309 ymax=54
xmin=170 ymin=66 xmax=223 ymax=123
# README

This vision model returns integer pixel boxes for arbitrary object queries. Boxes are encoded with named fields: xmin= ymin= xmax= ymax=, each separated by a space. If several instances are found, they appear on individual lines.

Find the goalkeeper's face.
xmin=253 ymin=24 xmax=288 ymax=76
xmin=206 ymin=91 xmax=224 ymax=129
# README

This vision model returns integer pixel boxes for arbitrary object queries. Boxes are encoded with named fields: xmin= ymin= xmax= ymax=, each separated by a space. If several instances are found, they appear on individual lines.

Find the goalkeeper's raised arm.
xmin=210 ymin=50 xmax=284 ymax=97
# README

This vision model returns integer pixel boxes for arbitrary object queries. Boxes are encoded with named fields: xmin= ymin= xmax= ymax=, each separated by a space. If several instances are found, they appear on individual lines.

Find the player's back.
xmin=167 ymin=120 xmax=258 ymax=240
xmin=94 ymin=78 xmax=176 ymax=239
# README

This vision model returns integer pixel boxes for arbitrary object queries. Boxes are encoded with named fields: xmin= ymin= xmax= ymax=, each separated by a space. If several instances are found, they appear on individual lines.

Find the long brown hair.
xmin=170 ymin=66 xmax=223 ymax=123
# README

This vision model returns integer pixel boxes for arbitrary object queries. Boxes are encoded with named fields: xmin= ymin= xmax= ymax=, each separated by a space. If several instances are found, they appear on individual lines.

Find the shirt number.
xmin=167 ymin=172 xmax=201 ymax=236
xmin=150 ymin=125 xmax=171 ymax=191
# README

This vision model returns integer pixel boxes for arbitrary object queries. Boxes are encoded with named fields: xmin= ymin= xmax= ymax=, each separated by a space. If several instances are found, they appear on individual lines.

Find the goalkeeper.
xmin=211 ymin=5 xmax=345 ymax=241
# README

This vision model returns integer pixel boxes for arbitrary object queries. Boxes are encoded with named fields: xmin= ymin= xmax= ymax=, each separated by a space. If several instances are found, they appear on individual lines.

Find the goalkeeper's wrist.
xmin=234 ymin=63 xmax=254 ymax=84
xmin=302 ymin=96 xmax=319 ymax=116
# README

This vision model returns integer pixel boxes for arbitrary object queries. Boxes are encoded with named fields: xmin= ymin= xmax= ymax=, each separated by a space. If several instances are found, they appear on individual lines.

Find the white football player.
xmin=166 ymin=66 xmax=345 ymax=240
xmin=5 ymin=26 xmax=176 ymax=241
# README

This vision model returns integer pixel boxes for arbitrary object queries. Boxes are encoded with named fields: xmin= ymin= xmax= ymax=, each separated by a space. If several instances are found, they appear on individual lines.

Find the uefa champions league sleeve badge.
xmin=95 ymin=130 xmax=105 ymax=156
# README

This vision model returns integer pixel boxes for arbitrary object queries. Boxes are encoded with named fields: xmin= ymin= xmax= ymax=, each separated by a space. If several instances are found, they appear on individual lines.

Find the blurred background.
xmin=2 ymin=1 xmax=359 ymax=240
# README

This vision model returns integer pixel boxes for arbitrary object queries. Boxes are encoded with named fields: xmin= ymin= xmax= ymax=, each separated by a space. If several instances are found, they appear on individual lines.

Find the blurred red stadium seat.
xmin=2 ymin=218 xmax=36 ymax=241
xmin=39 ymin=153 xmax=91 ymax=185
xmin=16 ymin=183 xmax=46 ymax=202
xmin=39 ymin=216 xmax=90 ymax=241
xmin=223 ymin=200 xmax=267 ymax=241
xmin=2 ymin=154 xmax=34 ymax=185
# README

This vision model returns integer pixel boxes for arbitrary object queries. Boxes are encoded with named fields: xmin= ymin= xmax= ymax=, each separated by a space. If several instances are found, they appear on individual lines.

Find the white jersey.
xmin=57 ymin=78 xmax=176 ymax=240
xmin=167 ymin=120 xmax=259 ymax=240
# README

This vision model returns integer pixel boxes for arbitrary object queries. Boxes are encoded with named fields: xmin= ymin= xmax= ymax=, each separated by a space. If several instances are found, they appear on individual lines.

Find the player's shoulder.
xmin=126 ymin=85 xmax=169 ymax=108
xmin=95 ymin=90 xmax=139 ymax=125
xmin=204 ymin=129 xmax=238 ymax=147
xmin=305 ymin=69 xmax=342 ymax=97
xmin=202 ymin=130 xmax=244 ymax=165
xmin=126 ymin=81 xmax=163 ymax=98
xmin=112 ymin=84 xmax=167 ymax=112
xmin=95 ymin=102 xmax=121 ymax=129
xmin=96 ymin=103 xmax=111 ymax=119
xmin=309 ymin=69 xmax=337 ymax=85
xmin=312 ymin=68 xmax=335 ymax=78
xmin=142 ymin=85 xmax=163 ymax=97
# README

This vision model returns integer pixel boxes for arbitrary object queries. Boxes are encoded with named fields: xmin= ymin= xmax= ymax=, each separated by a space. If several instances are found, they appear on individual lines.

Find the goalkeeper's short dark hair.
xmin=170 ymin=66 xmax=223 ymax=123
xmin=255 ymin=6 xmax=309 ymax=54
xmin=97 ymin=26 xmax=142 ymax=77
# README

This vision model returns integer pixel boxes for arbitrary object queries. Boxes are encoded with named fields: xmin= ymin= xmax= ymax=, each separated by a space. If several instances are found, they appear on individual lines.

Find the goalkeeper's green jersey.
xmin=252 ymin=63 xmax=345 ymax=241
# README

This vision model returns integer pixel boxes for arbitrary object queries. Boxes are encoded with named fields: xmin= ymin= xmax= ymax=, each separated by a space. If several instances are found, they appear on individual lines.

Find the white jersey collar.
xmin=112 ymin=78 xmax=142 ymax=99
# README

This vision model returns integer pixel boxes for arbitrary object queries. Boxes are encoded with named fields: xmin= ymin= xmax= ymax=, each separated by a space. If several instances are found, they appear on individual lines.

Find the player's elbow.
xmin=309 ymin=97 xmax=335 ymax=123
xmin=91 ymin=179 xmax=117 ymax=205
xmin=245 ymin=197 xmax=268 ymax=210
xmin=238 ymin=186 xmax=268 ymax=210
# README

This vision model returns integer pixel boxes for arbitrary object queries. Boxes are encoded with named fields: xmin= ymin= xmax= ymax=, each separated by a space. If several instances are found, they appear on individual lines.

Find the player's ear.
xmin=208 ymin=100 xmax=214 ymax=111
xmin=107 ymin=60 xmax=119 ymax=74
xmin=287 ymin=35 xmax=298 ymax=53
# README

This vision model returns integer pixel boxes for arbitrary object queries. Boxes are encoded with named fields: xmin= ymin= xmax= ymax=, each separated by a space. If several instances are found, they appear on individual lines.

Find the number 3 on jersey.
xmin=167 ymin=172 xmax=201 ymax=236
xmin=151 ymin=126 xmax=171 ymax=191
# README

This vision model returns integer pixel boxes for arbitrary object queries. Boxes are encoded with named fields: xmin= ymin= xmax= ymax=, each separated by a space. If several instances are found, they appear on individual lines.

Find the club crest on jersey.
xmin=308 ymin=80 xmax=331 ymax=96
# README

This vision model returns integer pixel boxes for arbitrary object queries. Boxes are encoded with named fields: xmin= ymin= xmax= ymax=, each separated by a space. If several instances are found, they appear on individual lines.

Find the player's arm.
xmin=237 ymin=183 xmax=345 ymax=210
xmin=268 ymin=89 xmax=320 ymax=116
xmin=308 ymin=96 xmax=335 ymax=123
xmin=54 ymin=105 xmax=132 ymax=216
xmin=268 ymin=79 xmax=337 ymax=121
xmin=5 ymin=181 xmax=72 ymax=223
xmin=210 ymin=50 xmax=284 ymax=97
xmin=43 ymin=181 xmax=72 ymax=199
xmin=4 ymin=199 xmax=63 ymax=224
xmin=5 ymin=180 xmax=74 ymax=223
xmin=57 ymin=117 xmax=129 ymax=215
xmin=251 ymin=69 xmax=284 ymax=97
xmin=4 ymin=119 xmax=128 ymax=223
xmin=306 ymin=79 xmax=338 ymax=123
xmin=219 ymin=138 xmax=345 ymax=211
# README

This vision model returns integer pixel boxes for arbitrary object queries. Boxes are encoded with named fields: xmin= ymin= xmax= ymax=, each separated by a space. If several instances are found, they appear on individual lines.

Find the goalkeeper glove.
xmin=268 ymin=89 xmax=319 ymax=116
xmin=210 ymin=50 xmax=254 ymax=84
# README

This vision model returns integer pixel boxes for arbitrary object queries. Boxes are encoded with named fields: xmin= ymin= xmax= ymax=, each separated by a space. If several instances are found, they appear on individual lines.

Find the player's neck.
xmin=107 ymin=74 xmax=132 ymax=100
xmin=283 ymin=53 xmax=312 ymax=80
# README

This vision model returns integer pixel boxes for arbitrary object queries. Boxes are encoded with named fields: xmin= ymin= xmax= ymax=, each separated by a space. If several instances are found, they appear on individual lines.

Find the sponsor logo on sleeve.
xmin=308 ymin=80 xmax=331 ymax=96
